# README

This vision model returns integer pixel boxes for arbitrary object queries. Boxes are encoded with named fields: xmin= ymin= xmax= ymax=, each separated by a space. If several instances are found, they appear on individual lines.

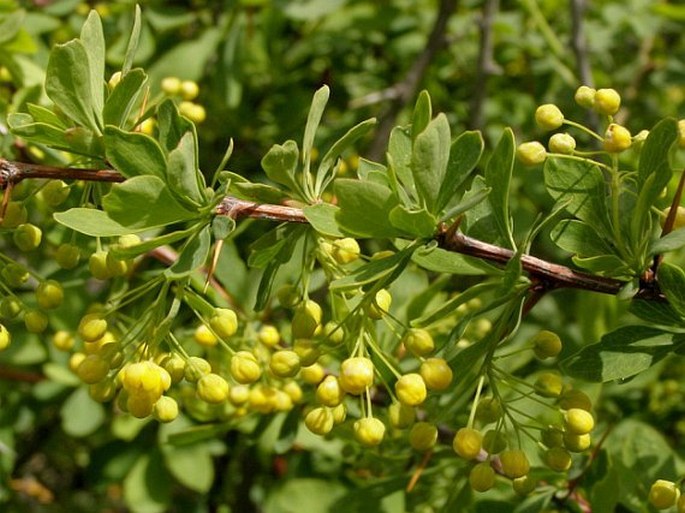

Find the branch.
xmin=468 ymin=0 xmax=500 ymax=130
xmin=0 ymin=158 xmax=124 ymax=188
xmin=365 ymin=0 xmax=458 ymax=160
xmin=1 ymin=158 xmax=664 ymax=300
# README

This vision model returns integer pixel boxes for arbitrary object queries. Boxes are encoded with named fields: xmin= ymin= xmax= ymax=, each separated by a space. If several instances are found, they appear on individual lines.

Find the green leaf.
xmin=249 ymin=224 xmax=302 ymax=269
xmin=410 ymin=244 xmax=488 ymax=276
xmin=54 ymin=208 xmax=140 ymax=236
xmin=303 ymin=203 xmax=345 ymax=238
xmin=544 ymin=158 xmax=612 ymax=239
xmin=211 ymin=216 xmax=235 ymax=241
xmin=165 ymin=225 xmax=211 ymax=279
xmin=103 ymin=68 xmax=147 ymax=128
xmin=226 ymin=172 xmax=289 ymax=204
xmin=550 ymin=219 xmax=613 ymax=257
xmin=157 ymin=99 xmax=195 ymax=154
xmin=103 ymin=175 xmax=197 ymax=230
xmin=167 ymin=131 xmax=206 ymax=206
xmin=80 ymin=10 xmax=105 ymax=125
xmin=264 ymin=478 xmax=347 ymax=513
xmin=571 ymin=254 xmax=630 ymax=276
xmin=162 ymin=442 xmax=214 ymax=493
xmin=562 ymin=325 xmax=685 ymax=382
xmin=45 ymin=40 xmax=100 ymax=132
xmin=9 ymin=114 xmax=75 ymax=152
xmin=314 ymin=117 xmax=376 ymax=195
xmin=388 ymin=205 xmax=436 ymax=238
xmin=61 ymin=387 xmax=105 ymax=437
xmin=411 ymin=90 xmax=432 ymax=141
xmin=656 ymin=262 xmax=685 ymax=317
xmin=330 ymin=249 xmax=414 ymax=292
xmin=631 ymin=118 xmax=678 ymax=248
xmin=0 ymin=10 xmax=24 ymax=45
xmin=334 ymin=179 xmax=404 ymax=238
xmin=123 ymin=5 xmax=142 ymax=74
xmin=650 ymin=228 xmax=685 ymax=255
xmin=104 ymin=125 xmax=167 ymax=179
xmin=387 ymin=126 xmax=415 ymax=197
xmin=123 ymin=451 xmax=172 ymax=513
xmin=411 ymin=113 xmax=450 ymax=213
xmin=148 ymin=27 xmax=222 ymax=85
xmin=261 ymin=140 xmax=302 ymax=195
xmin=27 ymin=104 xmax=68 ymax=129
xmin=629 ymin=298 xmax=684 ymax=327
xmin=302 ymin=85 xmax=330 ymax=171
xmin=436 ymin=130 xmax=484 ymax=212
xmin=111 ymin=227 xmax=197 ymax=259
xmin=484 ymin=128 xmax=515 ymax=247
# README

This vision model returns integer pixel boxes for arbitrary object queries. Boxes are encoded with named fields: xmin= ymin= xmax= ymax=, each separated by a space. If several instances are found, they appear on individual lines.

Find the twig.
xmin=365 ymin=0 xmax=458 ymax=160
xmin=0 ymin=158 xmax=124 ymax=188
xmin=0 ymin=158 xmax=665 ymax=300
xmin=570 ymin=0 xmax=600 ymax=134
xmin=468 ymin=0 xmax=500 ymax=130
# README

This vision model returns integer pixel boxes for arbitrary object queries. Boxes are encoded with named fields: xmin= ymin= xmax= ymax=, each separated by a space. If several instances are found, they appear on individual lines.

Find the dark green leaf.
xmin=550 ymin=219 xmax=613 ymax=257
xmin=104 ymin=125 xmax=167 ymax=179
xmin=544 ymin=158 xmax=612 ymax=239
xmin=411 ymin=113 xmax=450 ymax=213
xmin=631 ymin=119 xmax=678 ymax=249
xmin=334 ymin=179 xmax=403 ymax=238
xmin=103 ymin=68 xmax=147 ymax=128
xmin=103 ymin=175 xmax=197 ymax=230
xmin=562 ymin=325 xmax=685 ymax=382
xmin=436 ymin=130 xmax=484 ymax=212
xmin=80 ymin=10 xmax=105 ymax=123
xmin=656 ymin=262 xmax=685 ymax=317
xmin=46 ymin=40 xmax=99 ymax=131
xmin=629 ymin=298 xmax=684 ymax=327
xmin=166 ymin=225 xmax=211 ymax=279
xmin=484 ymin=128 xmax=515 ymax=247
xmin=303 ymin=203 xmax=345 ymax=238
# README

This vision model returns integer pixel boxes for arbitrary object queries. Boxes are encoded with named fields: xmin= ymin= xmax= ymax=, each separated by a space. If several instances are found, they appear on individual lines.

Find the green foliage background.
xmin=1 ymin=1 xmax=685 ymax=512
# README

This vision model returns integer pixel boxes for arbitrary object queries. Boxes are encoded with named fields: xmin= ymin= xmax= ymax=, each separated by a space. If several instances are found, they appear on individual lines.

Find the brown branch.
xmin=0 ymin=158 xmax=664 ymax=300
xmin=365 ymin=0 xmax=458 ymax=160
xmin=0 ymin=158 xmax=124 ymax=188
xmin=468 ymin=0 xmax=500 ymax=130
xmin=0 ymin=365 xmax=44 ymax=383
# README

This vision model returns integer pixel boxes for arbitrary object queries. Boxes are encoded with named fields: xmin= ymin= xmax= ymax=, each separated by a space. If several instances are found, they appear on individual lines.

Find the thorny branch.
xmin=0 ymin=157 xmax=664 ymax=302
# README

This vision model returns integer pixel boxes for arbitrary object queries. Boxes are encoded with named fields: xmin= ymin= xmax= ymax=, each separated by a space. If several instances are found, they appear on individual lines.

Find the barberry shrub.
xmin=1 ymin=4 xmax=685 ymax=513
